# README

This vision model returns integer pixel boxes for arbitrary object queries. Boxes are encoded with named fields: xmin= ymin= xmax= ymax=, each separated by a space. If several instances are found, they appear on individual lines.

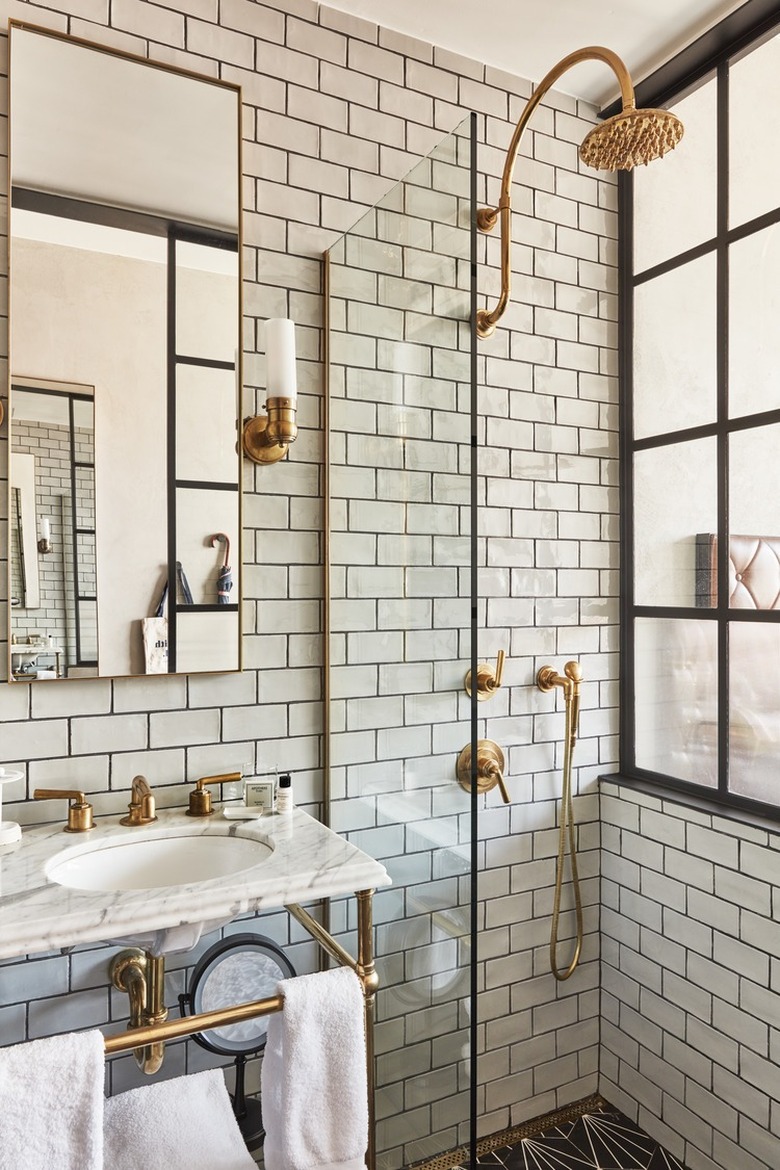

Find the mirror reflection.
xmin=8 ymin=25 xmax=242 ymax=681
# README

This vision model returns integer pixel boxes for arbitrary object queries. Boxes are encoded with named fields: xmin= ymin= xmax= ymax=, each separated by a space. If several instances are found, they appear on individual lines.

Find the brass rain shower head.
xmin=476 ymin=46 xmax=684 ymax=339
xmin=579 ymin=106 xmax=684 ymax=172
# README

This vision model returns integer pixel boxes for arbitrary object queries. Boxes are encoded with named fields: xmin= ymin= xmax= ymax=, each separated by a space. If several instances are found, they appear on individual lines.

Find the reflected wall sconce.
xmin=242 ymin=318 xmax=298 ymax=464
xmin=477 ymin=46 xmax=684 ymax=339
xmin=37 ymin=516 xmax=52 ymax=555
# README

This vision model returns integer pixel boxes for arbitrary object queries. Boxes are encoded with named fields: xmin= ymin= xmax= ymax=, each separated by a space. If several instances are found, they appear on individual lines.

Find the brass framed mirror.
xmin=7 ymin=23 xmax=242 ymax=681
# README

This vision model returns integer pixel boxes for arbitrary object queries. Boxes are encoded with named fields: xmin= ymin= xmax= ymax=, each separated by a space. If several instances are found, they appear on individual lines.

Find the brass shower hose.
xmin=538 ymin=662 xmax=585 ymax=982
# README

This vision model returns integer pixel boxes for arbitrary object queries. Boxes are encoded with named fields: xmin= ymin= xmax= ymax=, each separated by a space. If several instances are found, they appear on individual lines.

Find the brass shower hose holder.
xmin=456 ymin=740 xmax=509 ymax=804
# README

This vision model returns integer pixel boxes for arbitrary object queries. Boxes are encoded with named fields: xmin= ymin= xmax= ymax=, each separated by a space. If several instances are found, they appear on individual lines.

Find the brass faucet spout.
xmin=121 ymin=775 xmax=158 ymax=826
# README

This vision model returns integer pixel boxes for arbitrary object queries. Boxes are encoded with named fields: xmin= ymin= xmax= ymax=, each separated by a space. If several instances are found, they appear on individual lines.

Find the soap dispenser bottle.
xmin=277 ymin=773 xmax=293 ymax=813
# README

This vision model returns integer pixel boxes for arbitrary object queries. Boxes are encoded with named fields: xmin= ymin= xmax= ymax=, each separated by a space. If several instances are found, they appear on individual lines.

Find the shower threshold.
xmin=411 ymin=1093 xmax=687 ymax=1170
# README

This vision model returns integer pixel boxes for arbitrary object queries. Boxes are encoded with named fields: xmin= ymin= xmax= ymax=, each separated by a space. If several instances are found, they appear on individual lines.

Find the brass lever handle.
xmin=465 ymin=649 xmax=506 ymax=701
xmin=186 ymin=771 xmax=241 ymax=817
xmin=34 ymin=788 xmax=94 ymax=833
xmin=456 ymin=740 xmax=509 ymax=803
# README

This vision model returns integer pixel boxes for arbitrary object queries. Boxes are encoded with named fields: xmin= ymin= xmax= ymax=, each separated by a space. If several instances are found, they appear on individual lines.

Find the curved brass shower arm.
xmin=477 ymin=46 xmax=635 ymax=338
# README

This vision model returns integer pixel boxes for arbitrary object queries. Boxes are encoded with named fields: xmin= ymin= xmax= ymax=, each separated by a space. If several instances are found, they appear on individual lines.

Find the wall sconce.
xmin=242 ymin=318 xmax=298 ymax=465
xmin=37 ymin=516 xmax=52 ymax=555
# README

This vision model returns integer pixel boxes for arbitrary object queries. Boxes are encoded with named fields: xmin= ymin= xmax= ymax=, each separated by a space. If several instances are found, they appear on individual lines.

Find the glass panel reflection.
xmin=635 ymin=617 xmax=718 ymax=785
xmin=634 ymin=438 xmax=717 ymax=607
xmin=729 ymin=622 xmax=780 ymax=803
xmin=634 ymin=254 xmax=717 ymax=439
xmin=729 ymin=226 xmax=780 ymax=418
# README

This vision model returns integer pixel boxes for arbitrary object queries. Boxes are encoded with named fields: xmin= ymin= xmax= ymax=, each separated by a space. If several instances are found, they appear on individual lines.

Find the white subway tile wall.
xmin=0 ymin=0 xmax=619 ymax=1165
xmin=600 ymin=781 xmax=780 ymax=1170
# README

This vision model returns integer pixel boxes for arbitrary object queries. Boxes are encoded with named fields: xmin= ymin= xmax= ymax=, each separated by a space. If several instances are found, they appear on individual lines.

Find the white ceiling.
xmin=324 ymin=0 xmax=748 ymax=105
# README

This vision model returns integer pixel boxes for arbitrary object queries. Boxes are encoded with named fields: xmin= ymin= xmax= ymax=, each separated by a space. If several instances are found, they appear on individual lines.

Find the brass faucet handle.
xmin=187 ymin=771 xmax=241 ymax=817
xmin=465 ymin=649 xmax=506 ymax=701
xmin=33 ymin=788 xmax=94 ymax=833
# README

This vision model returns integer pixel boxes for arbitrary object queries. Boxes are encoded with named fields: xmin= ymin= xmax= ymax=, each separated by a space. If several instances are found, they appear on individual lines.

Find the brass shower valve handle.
xmin=33 ymin=788 xmax=94 ymax=833
xmin=456 ymin=740 xmax=510 ymax=804
xmin=465 ymin=649 xmax=506 ymax=701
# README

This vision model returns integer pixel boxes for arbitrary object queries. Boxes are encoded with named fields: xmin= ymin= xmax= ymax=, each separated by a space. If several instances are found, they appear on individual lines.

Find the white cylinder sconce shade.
xmin=265 ymin=318 xmax=297 ymax=405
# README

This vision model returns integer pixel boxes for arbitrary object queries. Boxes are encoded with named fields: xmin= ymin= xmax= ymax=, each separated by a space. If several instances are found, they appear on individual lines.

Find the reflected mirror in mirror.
xmin=8 ymin=24 xmax=242 ymax=682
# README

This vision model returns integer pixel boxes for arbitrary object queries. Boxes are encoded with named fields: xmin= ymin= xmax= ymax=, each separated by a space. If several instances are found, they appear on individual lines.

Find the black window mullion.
xmin=716 ymin=60 xmax=730 ymax=800
xmin=167 ymin=232 xmax=178 ymax=673
xmin=618 ymin=167 xmax=636 ymax=775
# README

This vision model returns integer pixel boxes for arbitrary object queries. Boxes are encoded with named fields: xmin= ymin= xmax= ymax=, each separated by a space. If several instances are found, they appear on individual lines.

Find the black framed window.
xmin=620 ymin=6 xmax=780 ymax=817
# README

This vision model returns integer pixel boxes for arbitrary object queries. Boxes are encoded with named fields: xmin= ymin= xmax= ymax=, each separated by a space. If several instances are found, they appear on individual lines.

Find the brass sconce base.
xmin=242 ymin=414 xmax=289 ymax=464
xmin=242 ymin=396 xmax=298 ymax=465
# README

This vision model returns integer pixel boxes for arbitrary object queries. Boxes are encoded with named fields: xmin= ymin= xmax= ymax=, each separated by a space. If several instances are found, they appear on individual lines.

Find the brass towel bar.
xmin=103 ymin=891 xmax=378 ymax=1170
xmin=103 ymin=993 xmax=285 ymax=1053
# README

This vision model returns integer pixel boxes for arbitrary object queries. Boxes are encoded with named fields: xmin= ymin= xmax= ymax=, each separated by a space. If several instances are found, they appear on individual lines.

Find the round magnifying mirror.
xmin=179 ymin=932 xmax=295 ymax=1149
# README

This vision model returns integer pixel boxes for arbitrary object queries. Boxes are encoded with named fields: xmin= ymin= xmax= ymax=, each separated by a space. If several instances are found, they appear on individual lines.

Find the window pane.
xmin=634 ymin=79 xmax=717 ymax=274
xmin=729 ymin=226 xmax=780 ymax=418
xmin=729 ymin=622 xmax=780 ymax=803
xmin=634 ymin=255 xmax=717 ymax=439
xmin=730 ymin=31 xmax=780 ymax=228
xmin=730 ymin=424 xmax=780 ymax=539
xmin=176 ymin=241 xmax=238 ymax=363
xmin=634 ymin=438 xmax=717 ymax=607
xmin=635 ymin=617 xmax=717 ymax=785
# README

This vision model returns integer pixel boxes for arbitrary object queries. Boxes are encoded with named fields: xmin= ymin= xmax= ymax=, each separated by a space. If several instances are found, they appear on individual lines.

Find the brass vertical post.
xmin=356 ymin=888 xmax=377 ymax=1170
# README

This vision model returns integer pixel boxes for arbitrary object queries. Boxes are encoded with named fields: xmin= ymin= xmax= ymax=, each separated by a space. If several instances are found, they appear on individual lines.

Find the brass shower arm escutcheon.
xmin=465 ymin=648 xmax=506 ymax=700
xmin=456 ymin=739 xmax=510 ymax=803
xmin=476 ymin=45 xmax=677 ymax=339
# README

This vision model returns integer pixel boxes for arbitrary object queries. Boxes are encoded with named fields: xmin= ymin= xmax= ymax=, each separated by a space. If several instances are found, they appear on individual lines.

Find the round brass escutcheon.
xmin=456 ymin=740 xmax=506 ymax=796
xmin=242 ymin=415 xmax=288 ymax=464
xmin=536 ymin=665 xmax=559 ymax=693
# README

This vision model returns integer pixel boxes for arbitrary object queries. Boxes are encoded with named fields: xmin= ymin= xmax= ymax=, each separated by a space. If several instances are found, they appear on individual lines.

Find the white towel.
xmin=0 ymin=1029 xmax=104 ymax=1170
xmin=104 ymin=1068 xmax=256 ymax=1170
xmin=261 ymin=966 xmax=368 ymax=1170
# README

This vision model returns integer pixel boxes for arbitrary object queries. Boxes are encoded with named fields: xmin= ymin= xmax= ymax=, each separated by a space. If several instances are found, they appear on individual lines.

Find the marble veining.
xmin=0 ymin=807 xmax=390 ymax=959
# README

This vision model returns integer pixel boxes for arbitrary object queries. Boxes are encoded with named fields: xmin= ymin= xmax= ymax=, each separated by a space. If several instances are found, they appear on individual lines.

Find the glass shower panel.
xmin=326 ymin=116 xmax=476 ymax=1170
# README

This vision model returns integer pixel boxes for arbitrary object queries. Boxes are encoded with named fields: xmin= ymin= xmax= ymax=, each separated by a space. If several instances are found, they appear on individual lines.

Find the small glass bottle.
xmin=276 ymin=772 xmax=293 ymax=814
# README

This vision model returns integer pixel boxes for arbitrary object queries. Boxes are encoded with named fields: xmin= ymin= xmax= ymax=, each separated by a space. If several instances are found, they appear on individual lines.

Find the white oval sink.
xmin=45 ymin=828 xmax=274 ymax=893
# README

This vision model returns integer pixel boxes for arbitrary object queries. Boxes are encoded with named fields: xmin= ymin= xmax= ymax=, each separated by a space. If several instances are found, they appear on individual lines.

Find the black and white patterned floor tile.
xmin=453 ymin=1109 xmax=687 ymax=1170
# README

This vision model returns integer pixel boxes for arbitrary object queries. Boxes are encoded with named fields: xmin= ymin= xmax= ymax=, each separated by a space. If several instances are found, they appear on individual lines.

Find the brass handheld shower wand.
xmin=537 ymin=661 xmax=584 ymax=982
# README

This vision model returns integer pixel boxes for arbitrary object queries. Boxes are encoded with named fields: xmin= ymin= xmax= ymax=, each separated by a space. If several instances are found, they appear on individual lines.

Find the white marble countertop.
xmin=0 ymin=807 xmax=390 ymax=959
